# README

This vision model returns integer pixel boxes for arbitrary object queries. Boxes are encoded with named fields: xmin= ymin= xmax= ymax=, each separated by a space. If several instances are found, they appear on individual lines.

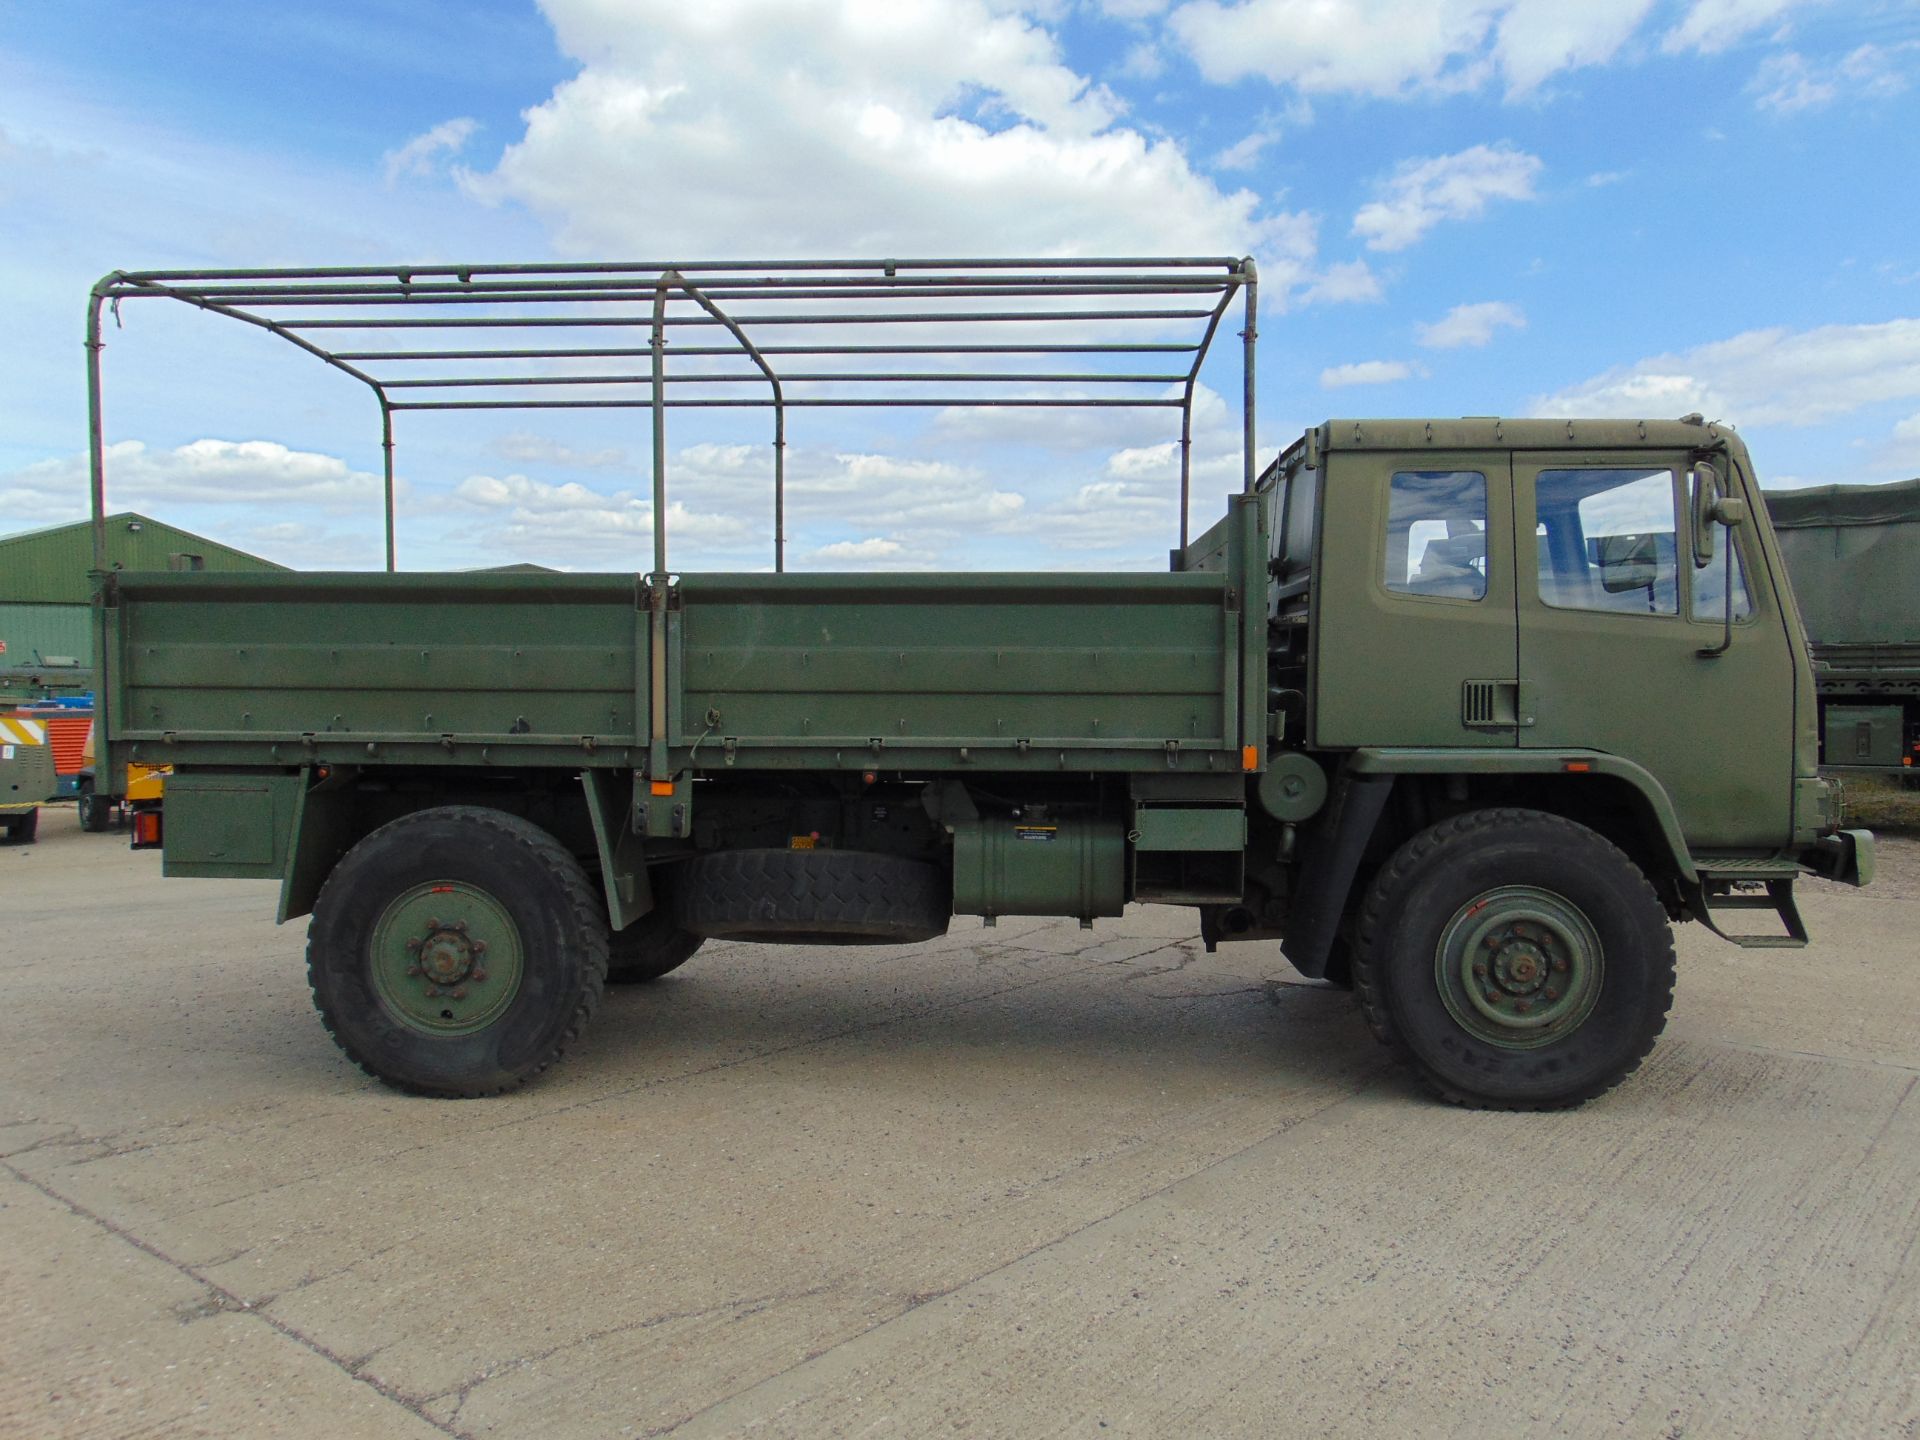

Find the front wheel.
xmin=306 ymin=806 xmax=609 ymax=1097
xmin=77 ymin=780 xmax=111 ymax=833
xmin=1352 ymin=808 xmax=1675 ymax=1110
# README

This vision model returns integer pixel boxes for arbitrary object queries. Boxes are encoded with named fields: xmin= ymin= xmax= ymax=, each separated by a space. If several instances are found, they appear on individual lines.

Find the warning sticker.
xmin=1013 ymin=825 xmax=1057 ymax=843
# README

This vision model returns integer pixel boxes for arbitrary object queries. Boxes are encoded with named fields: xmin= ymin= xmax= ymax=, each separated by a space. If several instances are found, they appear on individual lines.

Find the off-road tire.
xmin=608 ymin=869 xmax=704 ymax=983
xmin=77 ymin=780 xmax=111 ymax=833
xmin=5 ymin=810 xmax=37 ymax=843
xmin=1352 ymin=807 xmax=1675 ymax=1111
xmin=306 ymin=806 xmax=609 ymax=1097
xmin=677 ymin=848 xmax=950 ymax=945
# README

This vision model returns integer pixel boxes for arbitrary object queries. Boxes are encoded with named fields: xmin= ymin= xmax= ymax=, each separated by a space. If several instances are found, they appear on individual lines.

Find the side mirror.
xmin=1598 ymin=533 xmax=1660 ymax=593
xmin=1691 ymin=462 xmax=1721 ymax=567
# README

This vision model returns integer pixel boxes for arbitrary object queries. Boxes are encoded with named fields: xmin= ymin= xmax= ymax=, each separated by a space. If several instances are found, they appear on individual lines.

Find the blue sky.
xmin=2 ymin=0 xmax=1916 ymax=571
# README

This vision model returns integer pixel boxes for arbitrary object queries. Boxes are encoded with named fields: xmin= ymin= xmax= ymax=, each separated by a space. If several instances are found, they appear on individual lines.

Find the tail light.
xmin=131 ymin=809 xmax=163 ymax=849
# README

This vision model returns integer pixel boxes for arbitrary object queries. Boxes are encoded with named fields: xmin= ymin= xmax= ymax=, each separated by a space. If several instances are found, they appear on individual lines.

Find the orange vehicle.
xmin=77 ymin=720 xmax=169 ymax=832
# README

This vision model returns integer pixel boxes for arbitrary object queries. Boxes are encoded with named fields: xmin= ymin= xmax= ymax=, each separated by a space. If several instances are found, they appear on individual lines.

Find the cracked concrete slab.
xmin=4 ymin=805 xmax=1917 ymax=1438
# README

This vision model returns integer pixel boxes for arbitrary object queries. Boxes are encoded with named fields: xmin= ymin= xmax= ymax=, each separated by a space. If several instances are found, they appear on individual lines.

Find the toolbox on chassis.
xmin=85 ymin=259 xmax=1871 ymax=1108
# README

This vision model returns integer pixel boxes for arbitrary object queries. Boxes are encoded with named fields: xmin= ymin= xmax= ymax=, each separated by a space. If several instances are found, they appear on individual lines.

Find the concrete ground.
xmin=3 ymin=804 xmax=1916 ymax=1440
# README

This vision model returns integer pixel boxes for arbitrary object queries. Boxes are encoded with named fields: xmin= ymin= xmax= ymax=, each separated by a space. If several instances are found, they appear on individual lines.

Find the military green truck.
xmin=1764 ymin=479 xmax=1920 ymax=782
xmin=84 ymin=260 xmax=1871 ymax=1109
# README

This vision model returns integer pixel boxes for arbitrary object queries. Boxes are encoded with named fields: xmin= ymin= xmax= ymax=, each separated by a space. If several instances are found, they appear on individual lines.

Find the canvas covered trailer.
xmin=1765 ymin=479 xmax=1920 ymax=776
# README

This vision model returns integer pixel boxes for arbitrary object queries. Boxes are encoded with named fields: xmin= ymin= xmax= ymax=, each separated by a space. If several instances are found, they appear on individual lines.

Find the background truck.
xmin=1763 ymin=479 xmax=1920 ymax=782
xmin=84 ymin=259 xmax=1870 ymax=1110
xmin=0 ymin=714 xmax=56 ymax=843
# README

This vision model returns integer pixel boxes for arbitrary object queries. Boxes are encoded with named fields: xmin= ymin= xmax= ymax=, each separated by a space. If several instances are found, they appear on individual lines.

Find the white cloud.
xmin=462 ymin=0 xmax=1322 ymax=291
xmin=1493 ymin=0 xmax=1659 ymax=96
xmin=803 ymin=537 xmax=908 ymax=564
xmin=448 ymin=469 xmax=755 ymax=565
xmin=383 ymin=117 xmax=479 ymax=186
xmin=492 ymin=432 xmax=629 ymax=470
xmin=1212 ymin=130 xmax=1276 ymax=171
xmin=1298 ymin=259 xmax=1384 ymax=306
xmin=0 ymin=439 xmax=388 ymax=528
xmin=1168 ymin=0 xmax=1660 ymax=98
xmin=1416 ymin=300 xmax=1526 ymax=348
xmin=1880 ymin=411 xmax=1920 ymax=472
xmin=1528 ymin=318 xmax=1920 ymax=427
xmin=1320 ymin=359 xmax=1423 ymax=387
xmin=1750 ymin=43 xmax=1917 ymax=114
xmin=1662 ymin=0 xmax=1821 ymax=56
xmin=1352 ymin=143 xmax=1542 ymax=251
xmin=1118 ymin=40 xmax=1167 ymax=79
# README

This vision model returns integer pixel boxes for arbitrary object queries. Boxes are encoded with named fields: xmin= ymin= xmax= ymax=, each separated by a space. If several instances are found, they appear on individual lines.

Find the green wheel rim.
xmin=1433 ymin=885 xmax=1603 ymax=1051
xmin=370 ymin=881 xmax=524 ymax=1036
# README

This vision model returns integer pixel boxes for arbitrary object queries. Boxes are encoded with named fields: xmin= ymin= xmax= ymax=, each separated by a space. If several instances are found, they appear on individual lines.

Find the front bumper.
xmin=1799 ymin=828 xmax=1876 ymax=888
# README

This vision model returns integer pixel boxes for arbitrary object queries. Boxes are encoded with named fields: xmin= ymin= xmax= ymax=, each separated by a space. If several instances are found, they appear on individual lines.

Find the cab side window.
xmin=1384 ymin=470 xmax=1487 ymax=600
xmin=1535 ymin=468 xmax=1678 ymax=615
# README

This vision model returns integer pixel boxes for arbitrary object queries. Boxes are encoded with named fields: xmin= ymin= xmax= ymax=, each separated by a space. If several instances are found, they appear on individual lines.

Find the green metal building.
xmin=1 ymin=512 xmax=284 ymax=696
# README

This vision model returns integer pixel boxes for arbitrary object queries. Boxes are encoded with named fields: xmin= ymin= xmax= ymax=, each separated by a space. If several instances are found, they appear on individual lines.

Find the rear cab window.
xmin=1383 ymin=470 xmax=1488 ymax=600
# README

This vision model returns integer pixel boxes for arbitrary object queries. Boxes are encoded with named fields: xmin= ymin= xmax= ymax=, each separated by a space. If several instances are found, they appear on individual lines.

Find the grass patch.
xmin=1836 ymin=774 xmax=1920 ymax=835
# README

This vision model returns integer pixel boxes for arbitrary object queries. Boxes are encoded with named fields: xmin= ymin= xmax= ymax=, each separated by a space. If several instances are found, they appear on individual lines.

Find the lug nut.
xmin=472 ymin=968 xmax=488 ymax=982
xmin=1552 ymin=957 xmax=1569 ymax=972
xmin=452 ymin=920 xmax=469 ymax=934
xmin=452 ymin=987 xmax=467 ymax=999
xmin=1473 ymin=964 xmax=1487 ymax=978
xmin=406 ymin=964 xmax=422 ymax=977
xmin=471 ymin=940 xmax=488 ymax=955
xmin=1515 ymin=999 xmax=1532 ymax=1014
xmin=426 ymin=917 xmax=441 ymax=931
xmin=404 ymin=937 xmax=421 ymax=951
xmin=1545 ymin=987 xmax=1560 ymax=1001
xmin=425 ymin=986 xmax=442 ymax=998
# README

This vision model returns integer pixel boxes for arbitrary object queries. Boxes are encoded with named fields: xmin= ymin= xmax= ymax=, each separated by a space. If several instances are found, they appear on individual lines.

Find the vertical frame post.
xmin=774 ymin=406 xmax=787 ymax=574
xmin=646 ymin=275 xmax=674 ymax=780
xmin=379 ymin=396 xmax=397 ymax=572
xmin=1240 ymin=259 xmax=1259 ymax=494
xmin=1179 ymin=405 xmax=1193 ymax=551
xmin=86 ymin=289 xmax=109 ymax=571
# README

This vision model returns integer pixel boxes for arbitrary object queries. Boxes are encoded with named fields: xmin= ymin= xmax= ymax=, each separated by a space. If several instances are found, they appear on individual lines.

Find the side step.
xmin=1693 ymin=857 xmax=1808 ymax=949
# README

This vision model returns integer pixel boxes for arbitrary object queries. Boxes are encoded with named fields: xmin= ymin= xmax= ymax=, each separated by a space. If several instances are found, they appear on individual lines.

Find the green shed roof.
xmin=0 ymin=512 xmax=286 ymax=604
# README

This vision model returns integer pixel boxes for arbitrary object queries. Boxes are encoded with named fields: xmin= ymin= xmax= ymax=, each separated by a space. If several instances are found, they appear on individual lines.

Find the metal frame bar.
xmin=86 ymin=257 xmax=1258 ymax=578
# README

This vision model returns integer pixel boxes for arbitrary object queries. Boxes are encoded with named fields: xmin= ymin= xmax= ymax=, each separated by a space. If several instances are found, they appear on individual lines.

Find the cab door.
xmin=1314 ymin=452 xmax=1519 ymax=749
xmin=1514 ymin=452 xmax=1795 ymax=848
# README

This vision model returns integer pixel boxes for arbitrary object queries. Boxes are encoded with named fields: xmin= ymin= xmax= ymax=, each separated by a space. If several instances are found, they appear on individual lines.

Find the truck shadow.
xmin=581 ymin=953 xmax=1393 ymax=1098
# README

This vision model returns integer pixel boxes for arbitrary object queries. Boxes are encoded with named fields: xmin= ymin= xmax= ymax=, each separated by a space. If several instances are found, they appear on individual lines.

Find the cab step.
xmin=1693 ymin=857 xmax=1808 ymax=948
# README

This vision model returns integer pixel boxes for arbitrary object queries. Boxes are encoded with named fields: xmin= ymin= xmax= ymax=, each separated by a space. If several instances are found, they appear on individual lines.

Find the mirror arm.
xmin=1697 ymin=529 xmax=1736 ymax=658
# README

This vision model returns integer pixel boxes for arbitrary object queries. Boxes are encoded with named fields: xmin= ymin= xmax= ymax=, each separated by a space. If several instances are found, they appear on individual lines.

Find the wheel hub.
xmin=371 ymin=885 xmax=522 ymax=1034
xmin=1438 ymin=887 xmax=1602 ymax=1050
xmin=407 ymin=919 xmax=491 ymax=992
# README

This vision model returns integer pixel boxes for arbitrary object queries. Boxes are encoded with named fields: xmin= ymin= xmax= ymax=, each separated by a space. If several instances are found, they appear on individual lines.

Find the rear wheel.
xmin=306 ymin=806 xmax=608 ymax=1097
xmin=1352 ymin=808 xmax=1674 ymax=1110
xmin=77 ymin=780 xmax=111 ymax=833
xmin=5 ymin=810 xmax=37 ymax=844
xmin=678 ymin=848 xmax=949 ymax=945
xmin=608 ymin=869 xmax=704 ymax=983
